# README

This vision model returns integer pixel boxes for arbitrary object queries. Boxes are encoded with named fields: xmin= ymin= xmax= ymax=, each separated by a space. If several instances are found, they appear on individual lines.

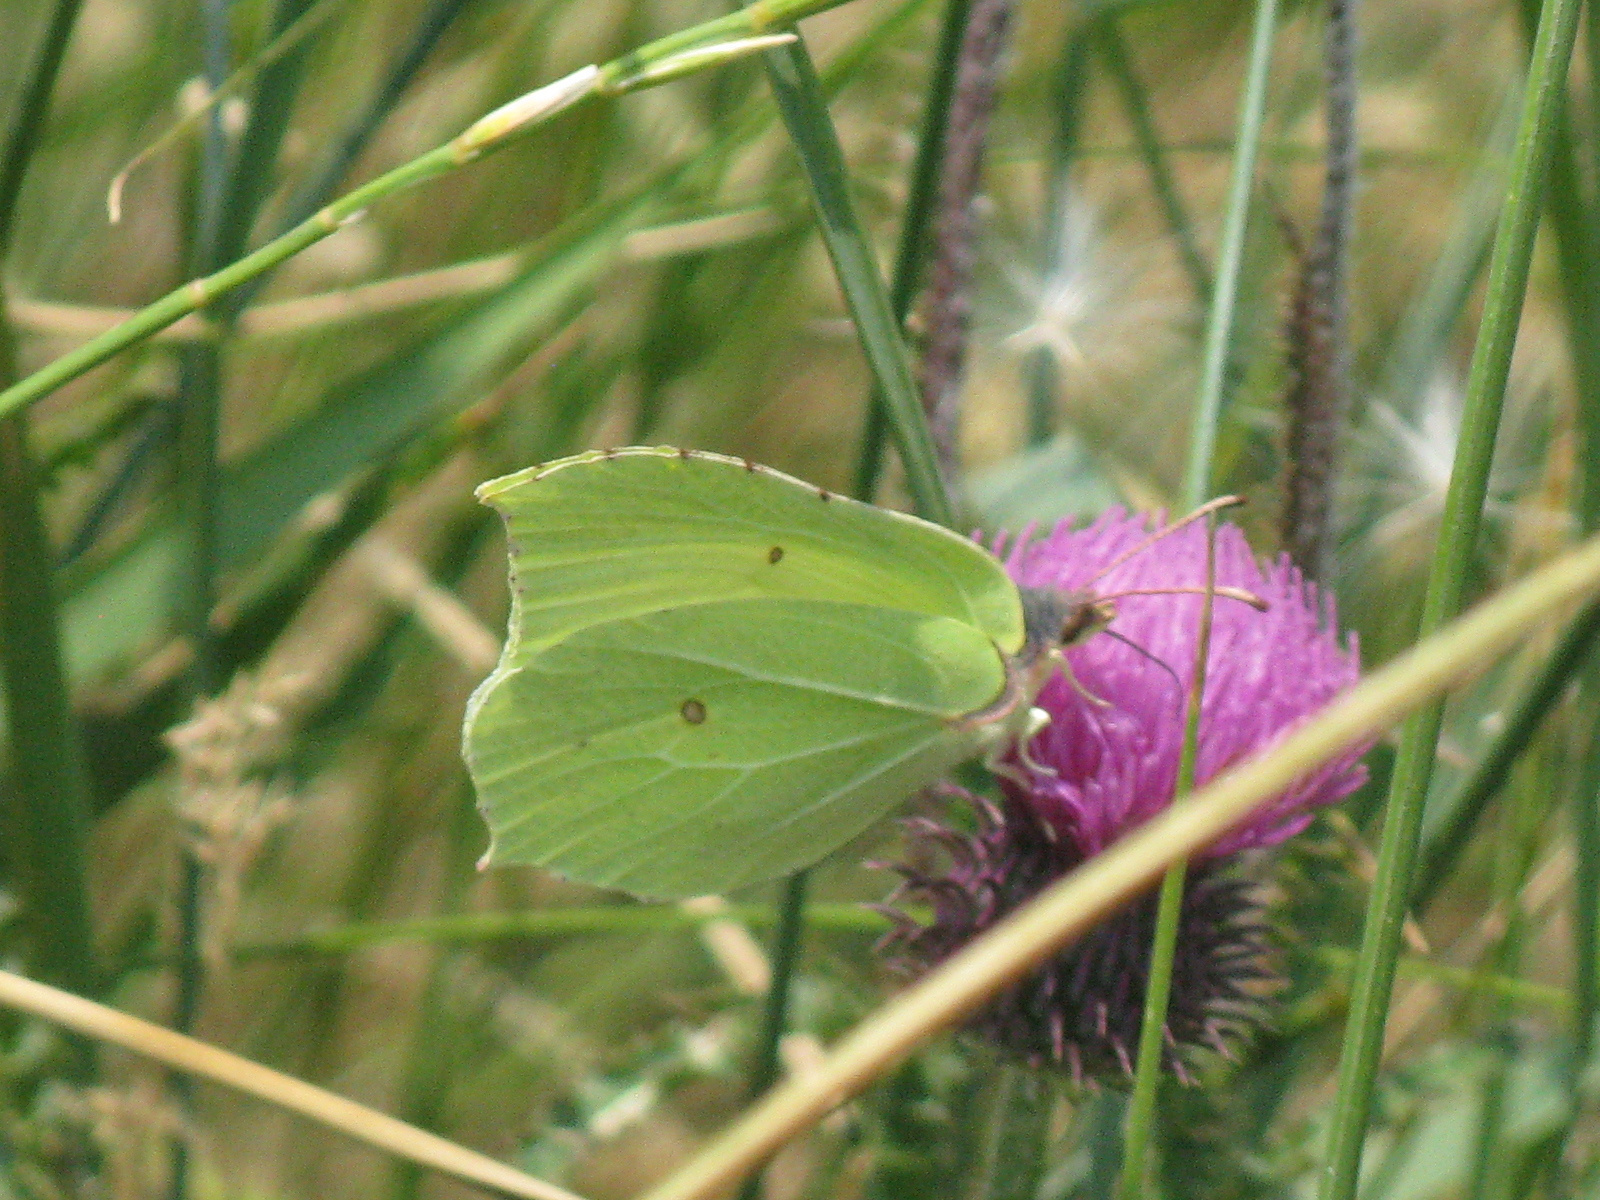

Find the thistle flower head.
xmin=1000 ymin=508 xmax=1366 ymax=857
xmin=882 ymin=510 xmax=1366 ymax=1081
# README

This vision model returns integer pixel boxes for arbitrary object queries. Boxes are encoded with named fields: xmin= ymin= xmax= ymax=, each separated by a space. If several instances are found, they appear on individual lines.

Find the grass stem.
xmin=1177 ymin=0 xmax=1281 ymax=506
xmin=1316 ymin=3 xmax=1584 ymax=1195
xmin=736 ymin=871 xmax=809 ymax=1200
xmin=1024 ymin=27 xmax=1092 ymax=447
xmin=0 ymin=0 xmax=868 ymax=426
xmin=1117 ymin=0 xmax=1281 ymax=1180
xmin=1116 ymin=514 xmax=1216 ymax=1199
xmin=0 ymin=969 xmax=587 ymax=1200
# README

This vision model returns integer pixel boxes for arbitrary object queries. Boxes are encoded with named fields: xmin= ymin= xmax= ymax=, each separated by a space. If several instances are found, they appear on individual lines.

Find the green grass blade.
xmin=210 ymin=0 xmax=323 ymax=275
xmin=854 ymin=0 xmax=971 ymax=500
xmin=1516 ymin=0 xmax=1600 ymax=1098
xmin=236 ymin=903 xmax=886 ymax=957
xmin=0 ymin=420 xmax=94 ymax=1002
xmin=735 ymin=871 xmax=809 ymax=1200
xmin=888 ymin=0 xmax=971 ymax=323
xmin=170 ymin=2 xmax=253 ymax=1189
xmin=1098 ymin=18 xmax=1210 ymax=305
xmin=1373 ymin=88 xmax=1516 ymax=416
xmin=0 ymin=0 xmax=866 ymax=425
xmin=759 ymin=33 xmax=953 ymax=526
xmin=0 ymin=0 xmax=83 ymax=240
xmin=1317 ymin=2 xmax=1585 ymax=1195
xmin=1308 ymin=945 xmax=1569 ymax=1014
xmin=968 ymin=1066 xmax=1052 ymax=1200
xmin=221 ymin=0 xmax=482 ymax=317
xmin=218 ymin=194 xmax=646 ymax=569
xmin=1411 ymin=598 xmax=1600 ymax=908
xmin=0 ymin=0 xmax=94 ymax=1020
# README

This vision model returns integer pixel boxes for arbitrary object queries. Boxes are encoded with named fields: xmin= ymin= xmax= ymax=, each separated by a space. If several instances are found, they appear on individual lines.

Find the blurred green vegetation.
xmin=0 ymin=0 xmax=1596 ymax=1197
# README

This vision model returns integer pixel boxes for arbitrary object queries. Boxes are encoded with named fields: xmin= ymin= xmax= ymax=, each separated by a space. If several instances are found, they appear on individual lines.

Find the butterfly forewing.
xmin=478 ymin=446 xmax=1025 ymax=659
xmin=466 ymin=597 xmax=1007 ymax=897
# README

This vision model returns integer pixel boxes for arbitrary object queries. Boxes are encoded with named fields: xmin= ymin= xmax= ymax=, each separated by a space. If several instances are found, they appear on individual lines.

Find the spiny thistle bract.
xmin=880 ymin=511 xmax=1367 ymax=1083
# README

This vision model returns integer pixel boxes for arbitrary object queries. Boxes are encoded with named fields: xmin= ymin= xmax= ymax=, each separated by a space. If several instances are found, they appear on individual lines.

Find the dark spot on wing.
xmin=768 ymin=546 xmax=784 ymax=564
xmin=680 ymin=699 xmax=707 ymax=725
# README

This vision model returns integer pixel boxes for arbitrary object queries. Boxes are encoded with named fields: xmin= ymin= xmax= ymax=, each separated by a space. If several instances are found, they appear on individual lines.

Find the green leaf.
xmin=218 ymin=199 xmax=646 ymax=570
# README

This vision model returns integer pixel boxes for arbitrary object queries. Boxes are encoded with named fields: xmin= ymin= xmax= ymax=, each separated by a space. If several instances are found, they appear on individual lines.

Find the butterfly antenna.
xmin=1097 ymin=584 xmax=1268 ymax=611
xmin=1081 ymin=495 xmax=1246 ymax=589
xmin=1099 ymin=628 xmax=1182 ymax=693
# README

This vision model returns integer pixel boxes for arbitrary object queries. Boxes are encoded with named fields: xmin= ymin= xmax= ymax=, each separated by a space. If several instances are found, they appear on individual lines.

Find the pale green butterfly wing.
xmin=466 ymin=597 xmax=1010 ymax=897
xmin=476 ymin=446 xmax=1025 ymax=659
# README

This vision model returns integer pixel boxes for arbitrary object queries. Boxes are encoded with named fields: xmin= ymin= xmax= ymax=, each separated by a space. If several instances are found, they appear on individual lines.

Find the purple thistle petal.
xmin=1002 ymin=510 xmax=1367 ymax=856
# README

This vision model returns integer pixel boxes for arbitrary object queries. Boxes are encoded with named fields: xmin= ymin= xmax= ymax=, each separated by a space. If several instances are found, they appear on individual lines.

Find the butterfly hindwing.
xmin=465 ymin=596 xmax=1007 ymax=897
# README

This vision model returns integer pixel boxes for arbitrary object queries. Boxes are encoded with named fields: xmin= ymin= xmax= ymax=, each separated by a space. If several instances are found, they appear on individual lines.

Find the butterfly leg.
xmin=982 ymin=705 xmax=1058 ymax=786
xmin=1061 ymin=655 xmax=1111 ymax=708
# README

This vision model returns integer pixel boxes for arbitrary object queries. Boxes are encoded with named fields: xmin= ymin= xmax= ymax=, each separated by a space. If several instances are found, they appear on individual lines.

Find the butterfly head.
xmin=1019 ymin=586 xmax=1115 ymax=664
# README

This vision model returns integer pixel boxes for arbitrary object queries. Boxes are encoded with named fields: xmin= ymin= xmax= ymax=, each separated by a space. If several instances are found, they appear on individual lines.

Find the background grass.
xmin=0 ymin=0 xmax=1597 ymax=1197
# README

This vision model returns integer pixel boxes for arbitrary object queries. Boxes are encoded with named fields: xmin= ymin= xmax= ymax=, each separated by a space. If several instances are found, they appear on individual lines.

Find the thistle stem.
xmin=1281 ymin=0 xmax=1359 ymax=581
xmin=915 ymin=0 xmax=1015 ymax=474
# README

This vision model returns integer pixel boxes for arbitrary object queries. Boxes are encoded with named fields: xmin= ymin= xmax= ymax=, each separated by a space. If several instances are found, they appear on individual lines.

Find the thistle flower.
xmin=881 ymin=510 xmax=1366 ymax=1082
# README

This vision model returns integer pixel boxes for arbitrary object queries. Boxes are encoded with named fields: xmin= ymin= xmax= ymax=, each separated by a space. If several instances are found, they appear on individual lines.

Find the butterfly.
xmin=463 ymin=446 xmax=1247 ymax=898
